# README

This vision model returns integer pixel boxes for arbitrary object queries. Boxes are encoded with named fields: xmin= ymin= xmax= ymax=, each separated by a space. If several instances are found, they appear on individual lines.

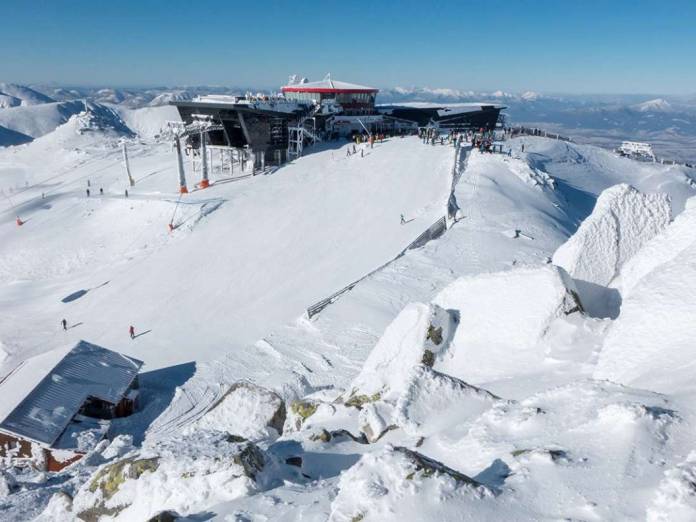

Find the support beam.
xmin=200 ymin=131 xmax=210 ymax=188
xmin=175 ymin=136 xmax=188 ymax=194
xmin=237 ymin=111 xmax=252 ymax=146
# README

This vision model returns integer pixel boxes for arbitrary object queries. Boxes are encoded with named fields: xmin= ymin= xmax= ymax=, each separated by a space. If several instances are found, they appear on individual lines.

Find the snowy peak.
xmin=631 ymin=98 xmax=673 ymax=113
xmin=148 ymin=90 xmax=193 ymax=107
xmin=66 ymin=101 xmax=135 ymax=137
xmin=0 ymin=83 xmax=55 ymax=106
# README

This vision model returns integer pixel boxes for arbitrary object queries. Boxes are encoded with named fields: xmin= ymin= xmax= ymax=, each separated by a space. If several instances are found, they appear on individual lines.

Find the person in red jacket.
xmin=129 ymin=325 xmax=135 ymax=339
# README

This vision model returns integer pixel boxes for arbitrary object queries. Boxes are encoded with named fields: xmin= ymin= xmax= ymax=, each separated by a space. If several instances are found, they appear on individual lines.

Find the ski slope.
xmin=3 ymin=99 xmax=696 ymax=521
xmin=0 ymin=132 xmax=453 ymax=372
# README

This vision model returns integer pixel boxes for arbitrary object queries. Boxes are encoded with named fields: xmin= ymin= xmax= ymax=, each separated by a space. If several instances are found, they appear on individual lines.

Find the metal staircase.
xmin=288 ymin=104 xmax=323 ymax=159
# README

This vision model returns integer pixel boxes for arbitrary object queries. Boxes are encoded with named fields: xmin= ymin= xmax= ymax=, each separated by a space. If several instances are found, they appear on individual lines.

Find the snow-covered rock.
xmin=553 ymin=183 xmax=671 ymax=317
xmin=432 ymin=265 xmax=582 ymax=382
xmin=73 ymin=432 xmax=265 ymax=521
xmin=186 ymin=381 xmax=286 ymax=441
xmin=348 ymin=303 xmax=457 ymax=400
xmin=34 ymin=491 xmax=73 ymax=521
xmin=612 ymin=196 xmax=696 ymax=298
xmin=647 ymin=451 xmax=696 ymax=522
xmin=594 ymin=201 xmax=696 ymax=393
xmin=394 ymin=365 xmax=501 ymax=437
xmin=329 ymin=445 xmax=490 ymax=522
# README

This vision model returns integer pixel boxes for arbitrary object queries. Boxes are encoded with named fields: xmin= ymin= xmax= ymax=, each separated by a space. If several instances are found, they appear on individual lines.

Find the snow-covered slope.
xmin=594 ymin=197 xmax=696 ymax=393
xmin=0 ymin=83 xmax=54 ymax=106
xmin=553 ymin=183 xmax=671 ymax=317
xmin=0 ymin=124 xmax=32 ymax=147
xmin=117 ymin=105 xmax=180 ymax=138
xmin=2 ymin=126 xmax=696 ymax=521
xmin=0 ymin=100 xmax=95 ymax=138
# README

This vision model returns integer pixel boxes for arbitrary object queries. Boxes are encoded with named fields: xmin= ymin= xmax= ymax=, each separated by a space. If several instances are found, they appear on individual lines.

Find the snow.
xmin=0 ymin=341 xmax=141 ymax=447
xmin=552 ymin=183 xmax=671 ymax=317
xmin=3 ymin=103 xmax=696 ymax=521
xmin=329 ymin=445 xmax=490 ymax=522
xmin=394 ymin=365 xmax=501 ymax=437
xmin=184 ymin=382 xmax=285 ymax=441
xmin=0 ymin=345 xmax=72 ymax=429
xmin=0 ymin=94 xmax=22 ymax=109
xmin=432 ymin=265 xmax=582 ymax=382
xmin=0 ymin=124 xmax=32 ymax=147
xmin=647 ymin=452 xmax=696 ymax=522
xmin=117 ymin=105 xmax=180 ymax=139
xmin=0 ymin=83 xmax=54 ymax=106
xmin=349 ymin=302 xmax=456 ymax=398
xmin=71 ymin=431 xmax=264 ymax=521
xmin=594 ymin=199 xmax=696 ymax=393
xmin=633 ymin=98 xmax=674 ymax=113
xmin=0 ymin=100 xmax=88 ymax=138
xmin=0 ymin=135 xmax=453 ymax=374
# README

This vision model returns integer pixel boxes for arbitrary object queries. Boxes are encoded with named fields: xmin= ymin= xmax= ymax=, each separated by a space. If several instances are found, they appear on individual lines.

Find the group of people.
xmin=61 ymin=318 xmax=137 ymax=340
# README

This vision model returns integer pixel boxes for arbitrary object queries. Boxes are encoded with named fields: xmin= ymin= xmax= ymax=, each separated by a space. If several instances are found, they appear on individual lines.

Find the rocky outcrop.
xmin=330 ymin=445 xmax=490 ymax=522
xmin=348 ymin=303 xmax=458 ymax=401
xmin=553 ymin=183 xmax=671 ymax=317
xmin=189 ymin=381 xmax=286 ymax=440
xmin=73 ymin=432 xmax=265 ymax=521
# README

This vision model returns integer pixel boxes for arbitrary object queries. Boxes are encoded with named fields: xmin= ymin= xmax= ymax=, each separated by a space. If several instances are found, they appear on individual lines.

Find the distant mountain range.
xmin=2 ymin=82 xmax=696 ymax=161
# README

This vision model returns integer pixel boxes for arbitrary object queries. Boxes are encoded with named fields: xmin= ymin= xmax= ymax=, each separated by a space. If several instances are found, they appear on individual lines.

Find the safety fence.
xmin=305 ymin=215 xmax=448 ymax=319
xmin=509 ymin=126 xmax=574 ymax=142
xmin=656 ymin=158 xmax=696 ymax=169
xmin=447 ymin=145 xmax=468 ymax=220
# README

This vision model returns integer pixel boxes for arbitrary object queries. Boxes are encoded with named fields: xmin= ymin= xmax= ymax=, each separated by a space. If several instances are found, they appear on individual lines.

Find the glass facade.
xmin=284 ymin=90 xmax=376 ymax=115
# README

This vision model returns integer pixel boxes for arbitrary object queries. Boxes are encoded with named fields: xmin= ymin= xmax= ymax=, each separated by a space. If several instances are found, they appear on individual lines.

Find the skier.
xmin=99 ymin=188 xmax=104 ymax=195
xmin=125 ymin=189 xmax=129 ymax=198
xmin=360 ymin=149 xmax=364 ymax=158
xmin=61 ymin=318 xmax=67 ymax=331
xmin=521 ymin=144 xmax=525 ymax=153
xmin=86 ymin=188 xmax=90 ymax=197
xmin=129 ymin=325 xmax=135 ymax=340
xmin=400 ymin=214 xmax=406 ymax=225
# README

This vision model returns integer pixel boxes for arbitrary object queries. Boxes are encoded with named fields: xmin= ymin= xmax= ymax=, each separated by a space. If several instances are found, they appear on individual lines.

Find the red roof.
xmin=281 ymin=78 xmax=378 ymax=94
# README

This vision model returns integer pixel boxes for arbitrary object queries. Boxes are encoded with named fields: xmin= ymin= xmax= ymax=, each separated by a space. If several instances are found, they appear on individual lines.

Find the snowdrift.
xmin=553 ymin=184 xmax=671 ymax=317
xmin=432 ymin=265 xmax=582 ymax=382
xmin=594 ymin=197 xmax=696 ymax=393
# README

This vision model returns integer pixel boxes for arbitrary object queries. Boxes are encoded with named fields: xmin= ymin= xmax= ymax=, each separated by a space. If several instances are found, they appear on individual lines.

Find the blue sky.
xmin=2 ymin=0 xmax=694 ymax=94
